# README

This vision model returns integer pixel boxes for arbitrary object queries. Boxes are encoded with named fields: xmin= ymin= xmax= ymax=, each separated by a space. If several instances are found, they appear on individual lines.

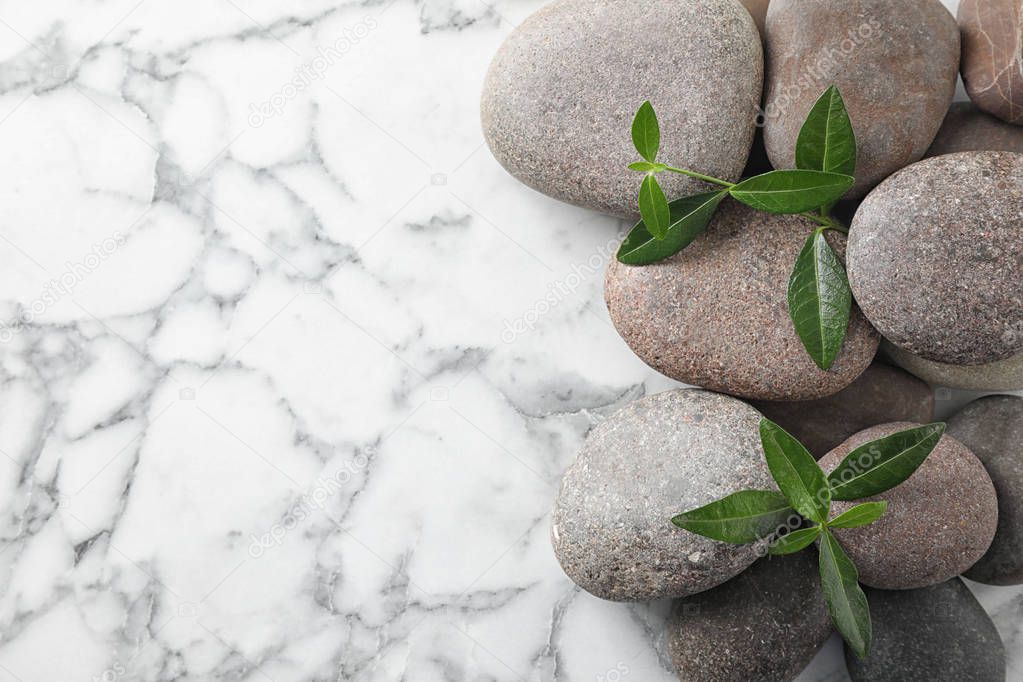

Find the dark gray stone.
xmin=551 ymin=389 xmax=776 ymax=601
xmin=848 ymin=152 xmax=1023 ymax=365
xmin=845 ymin=579 xmax=1005 ymax=682
xmin=605 ymin=202 xmax=879 ymax=401
xmin=959 ymin=0 xmax=1023 ymax=125
xmin=668 ymin=551 xmax=832 ymax=682
xmin=480 ymin=0 xmax=762 ymax=220
xmin=883 ymin=340 xmax=1023 ymax=391
xmin=763 ymin=0 xmax=959 ymax=198
xmin=753 ymin=362 xmax=934 ymax=458
xmin=949 ymin=395 xmax=1023 ymax=585
xmin=927 ymin=102 xmax=1023 ymax=157
xmin=818 ymin=423 xmax=998 ymax=589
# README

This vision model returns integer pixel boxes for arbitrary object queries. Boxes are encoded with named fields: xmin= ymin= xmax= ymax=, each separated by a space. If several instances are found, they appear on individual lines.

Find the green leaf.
xmin=638 ymin=174 xmax=670 ymax=240
xmin=819 ymin=530 xmax=871 ymax=659
xmin=729 ymin=170 xmax=854 ymax=214
xmin=672 ymin=490 xmax=795 ymax=544
xmin=796 ymin=86 xmax=857 ymax=179
xmin=759 ymin=419 xmax=830 ymax=524
xmin=828 ymin=423 xmax=946 ymax=501
xmin=631 ymin=101 xmax=660 ymax=162
xmin=628 ymin=161 xmax=667 ymax=173
xmin=769 ymin=525 xmax=821 ymax=555
xmin=617 ymin=191 xmax=727 ymax=265
xmin=829 ymin=502 xmax=888 ymax=529
xmin=788 ymin=229 xmax=853 ymax=371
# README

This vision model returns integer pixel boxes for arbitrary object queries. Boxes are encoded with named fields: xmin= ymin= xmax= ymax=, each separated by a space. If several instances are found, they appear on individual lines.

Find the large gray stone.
xmin=605 ymin=202 xmax=879 ymax=401
xmin=927 ymin=102 xmax=1023 ymax=157
xmin=551 ymin=389 xmax=776 ymax=601
xmin=753 ymin=362 xmax=933 ymax=458
xmin=819 ymin=423 xmax=998 ymax=590
xmin=848 ymin=152 xmax=1023 ymax=365
xmin=949 ymin=395 xmax=1023 ymax=585
xmin=481 ymin=0 xmax=762 ymax=220
xmin=883 ymin=340 xmax=1023 ymax=391
xmin=845 ymin=579 xmax=1005 ymax=681
xmin=959 ymin=0 xmax=1023 ymax=125
xmin=668 ymin=551 xmax=832 ymax=681
xmin=762 ymin=0 xmax=959 ymax=198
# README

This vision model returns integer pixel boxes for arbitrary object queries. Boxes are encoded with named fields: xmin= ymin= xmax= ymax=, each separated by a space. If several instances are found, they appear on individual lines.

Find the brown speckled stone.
xmin=763 ymin=0 xmax=959 ymax=198
xmin=848 ymin=152 xmax=1023 ymax=365
xmin=605 ymin=202 xmax=879 ymax=401
xmin=753 ymin=363 xmax=933 ymax=458
xmin=819 ymin=422 xmax=998 ymax=590
xmin=927 ymin=102 xmax=1023 ymax=157
xmin=480 ymin=0 xmax=762 ymax=220
xmin=949 ymin=396 xmax=1023 ymax=585
xmin=959 ymin=0 xmax=1023 ymax=125
xmin=551 ymin=389 xmax=777 ymax=601
xmin=668 ymin=551 xmax=832 ymax=681
xmin=883 ymin=340 xmax=1023 ymax=391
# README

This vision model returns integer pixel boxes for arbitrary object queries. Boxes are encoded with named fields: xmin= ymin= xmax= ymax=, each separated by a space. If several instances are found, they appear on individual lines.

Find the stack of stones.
xmin=482 ymin=0 xmax=1023 ymax=679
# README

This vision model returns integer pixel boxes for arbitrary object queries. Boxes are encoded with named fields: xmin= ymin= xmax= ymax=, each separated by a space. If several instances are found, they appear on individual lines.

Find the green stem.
xmin=662 ymin=166 xmax=735 ymax=189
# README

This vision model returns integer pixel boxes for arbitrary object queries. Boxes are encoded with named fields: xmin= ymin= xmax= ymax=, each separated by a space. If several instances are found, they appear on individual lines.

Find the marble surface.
xmin=0 ymin=0 xmax=1017 ymax=681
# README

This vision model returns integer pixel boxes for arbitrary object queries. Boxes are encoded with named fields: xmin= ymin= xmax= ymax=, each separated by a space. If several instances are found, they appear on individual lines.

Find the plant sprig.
xmin=622 ymin=86 xmax=857 ymax=371
xmin=671 ymin=419 xmax=946 ymax=660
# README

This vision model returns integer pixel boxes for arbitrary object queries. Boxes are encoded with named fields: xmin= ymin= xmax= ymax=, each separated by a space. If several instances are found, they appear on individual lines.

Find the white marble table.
xmin=0 ymin=0 xmax=1017 ymax=680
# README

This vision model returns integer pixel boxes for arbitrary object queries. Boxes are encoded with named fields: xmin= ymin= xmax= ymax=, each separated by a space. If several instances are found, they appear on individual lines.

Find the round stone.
xmin=883 ymin=340 xmax=1023 ymax=391
xmin=605 ymin=202 xmax=879 ymax=401
xmin=551 ymin=389 xmax=774 ymax=601
xmin=845 ymin=579 xmax=1005 ymax=682
xmin=762 ymin=0 xmax=959 ymax=198
xmin=752 ymin=362 xmax=933 ymax=458
xmin=948 ymin=395 xmax=1023 ymax=585
xmin=819 ymin=422 xmax=998 ymax=590
xmin=481 ymin=0 xmax=762 ymax=220
xmin=848 ymin=152 xmax=1023 ymax=365
xmin=959 ymin=0 xmax=1023 ymax=125
xmin=739 ymin=0 xmax=769 ymax=37
xmin=667 ymin=551 xmax=832 ymax=681
xmin=927 ymin=102 xmax=1023 ymax=157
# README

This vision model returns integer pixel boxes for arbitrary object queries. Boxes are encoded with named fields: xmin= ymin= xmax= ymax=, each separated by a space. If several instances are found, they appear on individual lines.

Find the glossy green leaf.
xmin=769 ymin=525 xmax=821 ymax=555
xmin=671 ymin=490 xmax=795 ymax=544
xmin=617 ymin=191 xmax=727 ymax=265
xmin=819 ymin=530 xmax=871 ymax=659
xmin=638 ymin=174 xmax=670 ymax=239
xmin=796 ymin=86 xmax=857 ymax=178
xmin=729 ymin=170 xmax=854 ymax=214
xmin=628 ymin=161 xmax=667 ymax=173
xmin=829 ymin=502 xmax=888 ymax=529
xmin=631 ymin=101 xmax=660 ymax=162
xmin=828 ymin=423 xmax=946 ymax=501
xmin=788 ymin=230 xmax=853 ymax=371
xmin=759 ymin=419 xmax=831 ymax=524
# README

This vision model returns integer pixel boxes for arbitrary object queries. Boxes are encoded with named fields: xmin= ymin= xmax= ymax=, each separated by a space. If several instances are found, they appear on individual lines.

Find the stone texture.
xmin=605 ymin=202 xmax=879 ymax=401
xmin=845 ymin=579 xmax=1005 ymax=681
xmin=668 ymin=551 xmax=832 ymax=681
xmin=959 ymin=0 xmax=1023 ymax=125
xmin=848 ymin=152 xmax=1023 ymax=365
xmin=752 ymin=363 xmax=933 ymax=458
xmin=480 ymin=0 xmax=762 ymax=220
xmin=883 ymin=340 xmax=1023 ymax=391
xmin=739 ymin=0 xmax=769 ymax=37
xmin=927 ymin=102 xmax=1023 ymax=157
xmin=551 ymin=389 xmax=775 ymax=601
xmin=949 ymin=395 xmax=1023 ymax=585
xmin=819 ymin=423 xmax=998 ymax=590
xmin=763 ymin=0 xmax=959 ymax=198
